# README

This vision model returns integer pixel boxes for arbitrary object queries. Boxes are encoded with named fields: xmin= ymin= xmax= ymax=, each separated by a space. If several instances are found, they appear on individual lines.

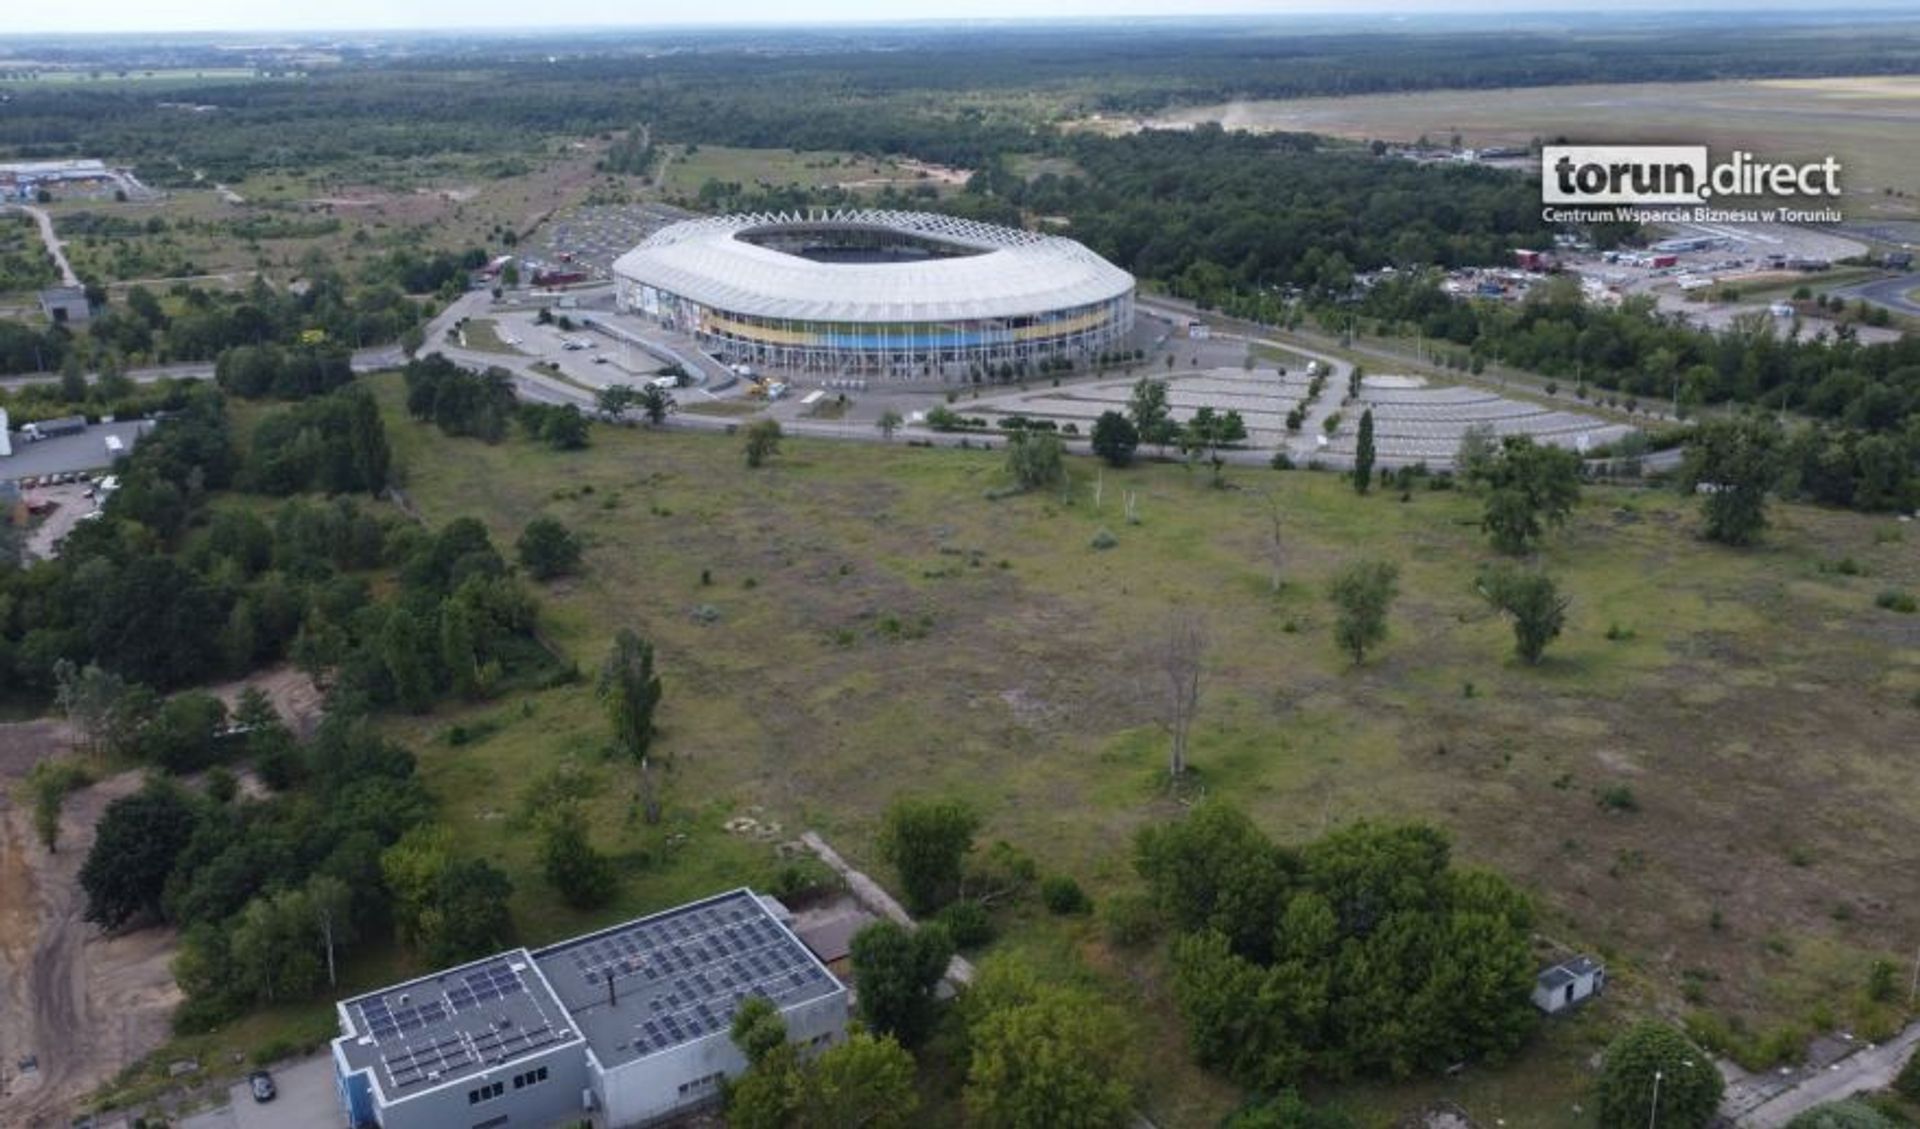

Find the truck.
xmin=22 ymin=415 xmax=86 ymax=441
xmin=104 ymin=434 xmax=125 ymax=457
xmin=1649 ymin=254 xmax=1680 ymax=270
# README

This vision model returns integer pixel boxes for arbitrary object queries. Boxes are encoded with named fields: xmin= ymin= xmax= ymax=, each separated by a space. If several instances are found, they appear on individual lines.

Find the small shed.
xmin=1533 ymin=955 xmax=1605 ymax=1014
xmin=38 ymin=286 xmax=91 ymax=325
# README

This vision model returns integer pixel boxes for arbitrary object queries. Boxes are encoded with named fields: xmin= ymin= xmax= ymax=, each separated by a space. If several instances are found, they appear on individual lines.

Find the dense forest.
xmin=0 ymin=246 xmax=478 ymax=378
xmin=6 ymin=372 xmax=569 ymax=1029
xmin=8 ymin=18 xmax=1920 ymax=178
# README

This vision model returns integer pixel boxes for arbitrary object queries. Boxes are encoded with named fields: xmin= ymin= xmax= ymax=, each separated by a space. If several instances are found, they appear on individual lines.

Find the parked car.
xmin=249 ymin=1070 xmax=276 ymax=1102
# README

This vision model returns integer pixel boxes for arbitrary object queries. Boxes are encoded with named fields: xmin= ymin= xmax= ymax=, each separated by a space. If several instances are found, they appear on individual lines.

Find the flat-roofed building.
xmin=332 ymin=888 xmax=848 ymax=1129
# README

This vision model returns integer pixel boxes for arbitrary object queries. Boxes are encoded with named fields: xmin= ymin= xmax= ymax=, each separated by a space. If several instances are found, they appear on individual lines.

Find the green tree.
xmin=1353 ymin=409 xmax=1376 ymax=494
xmin=731 ymin=995 xmax=790 ymax=1067
xmin=540 ymin=404 xmax=590 ymax=450
xmin=25 ymin=760 xmax=91 ymax=852
xmin=1480 ymin=436 xmax=1582 ymax=554
xmin=516 ymin=516 xmax=582 ymax=581
xmin=1594 ymin=1023 xmax=1722 ymax=1129
xmin=597 ymin=383 xmax=638 ymax=422
xmin=1476 ymin=564 xmax=1570 ymax=664
xmin=877 ymin=797 xmax=979 ymax=914
xmin=230 ymin=888 xmax=323 ymax=1004
xmin=380 ymin=606 xmax=439 ymax=712
xmin=380 ymin=824 xmax=452 ymax=951
xmin=1006 ymin=430 xmax=1065 ymax=491
xmin=794 ymin=1031 xmax=918 ymax=1129
xmin=1684 ymin=415 xmax=1786 ymax=546
xmin=1090 ymin=410 xmax=1139 ymax=467
xmin=876 ymin=408 xmax=904 ymax=442
xmin=963 ymin=959 xmax=1135 ymax=1129
xmin=744 ymin=419 xmax=783 ymax=467
xmin=1327 ymin=559 xmax=1399 ymax=664
xmin=598 ymin=629 xmax=663 ymax=765
xmin=849 ymin=920 xmax=952 ymax=1047
xmin=426 ymin=857 xmax=515 ymax=965
xmin=80 ymin=777 xmax=200 ymax=929
xmin=728 ymin=1010 xmax=918 ymax=1129
xmin=541 ymin=803 xmax=617 ymax=910
xmin=307 ymin=873 xmax=355 ymax=988
xmin=59 ymin=351 xmax=87 ymax=401
xmin=1896 ymin=1049 xmax=1920 ymax=1102
xmin=1128 ymin=377 xmax=1176 ymax=448
xmin=638 ymin=383 xmax=675 ymax=426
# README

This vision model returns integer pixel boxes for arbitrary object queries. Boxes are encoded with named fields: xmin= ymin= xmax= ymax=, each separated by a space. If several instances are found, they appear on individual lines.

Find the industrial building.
xmin=38 ymin=287 xmax=92 ymax=326
xmin=2 ymin=159 xmax=113 ymax=200
xmin=612 ymin=209 xmax=1135 ymax=377
xmin=332 ymin=889 xmax=847 ymax=1129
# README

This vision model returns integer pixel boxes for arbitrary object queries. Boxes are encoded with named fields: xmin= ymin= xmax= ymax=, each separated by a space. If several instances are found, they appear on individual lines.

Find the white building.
xmin=333 ymin=888 xmax=848 ymax=1129
xmin=612 ymin=209 xmax=1135 ymax=377
xmin=1532 ymin=955 xmax=1605 ymax=1014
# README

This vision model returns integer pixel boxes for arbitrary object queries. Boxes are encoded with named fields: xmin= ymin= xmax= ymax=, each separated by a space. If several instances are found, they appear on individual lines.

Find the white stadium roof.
xmin=613 ymin=209 xmax=1134 ymax=324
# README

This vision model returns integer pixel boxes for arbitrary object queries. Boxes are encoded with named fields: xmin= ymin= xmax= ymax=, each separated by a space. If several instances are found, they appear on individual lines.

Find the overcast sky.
xmin=4 ymin=0 xmax=1913 ymax=36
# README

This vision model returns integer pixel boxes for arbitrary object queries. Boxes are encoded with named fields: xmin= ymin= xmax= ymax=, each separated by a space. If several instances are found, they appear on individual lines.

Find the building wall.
xmin=340 ymin=1039 xmax=590 ymax=1129
xmin=595 ymin=986 xmax=849 ymax=1128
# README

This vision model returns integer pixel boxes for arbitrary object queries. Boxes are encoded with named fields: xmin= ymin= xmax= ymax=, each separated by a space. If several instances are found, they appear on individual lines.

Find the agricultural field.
xmin=365 ymin=373 xmax=1919 ymax=1125
xmin=1150 ymin=77 xmax=1920 ymax=219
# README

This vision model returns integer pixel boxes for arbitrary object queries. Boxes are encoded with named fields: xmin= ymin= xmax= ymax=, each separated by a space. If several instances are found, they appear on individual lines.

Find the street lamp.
xmin=1649 ymin=1059 xmax=1694 ymax=1129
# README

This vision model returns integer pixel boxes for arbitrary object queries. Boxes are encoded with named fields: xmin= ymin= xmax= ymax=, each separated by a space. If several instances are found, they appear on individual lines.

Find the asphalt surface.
xmin=1726 ymin=1020 xmax=1920 ymax=1127
xmin=1834 ymin=273 xmax=1920 ymax=318
xmin=178 ymin=1053 xmax=340 ymax=1129
xmin=1 ymin=421 xmax=150 ymax=481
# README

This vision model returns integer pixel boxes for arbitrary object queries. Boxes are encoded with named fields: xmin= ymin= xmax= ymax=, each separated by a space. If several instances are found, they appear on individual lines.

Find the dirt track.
xmin=0 ymin=733 xmax=182 ymax=1126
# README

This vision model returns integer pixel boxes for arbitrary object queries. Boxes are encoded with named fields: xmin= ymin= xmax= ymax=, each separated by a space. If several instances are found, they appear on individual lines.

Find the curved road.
xmin=1834 ymin=272 xmax=1920 ymax=318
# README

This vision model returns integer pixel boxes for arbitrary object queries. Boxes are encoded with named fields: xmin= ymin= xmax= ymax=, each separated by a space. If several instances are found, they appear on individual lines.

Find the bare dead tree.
xmin=1160 ymin=614 xmax=1209 ymax=781
xmin=1259 ymin=489 xmax=1286 ymax=594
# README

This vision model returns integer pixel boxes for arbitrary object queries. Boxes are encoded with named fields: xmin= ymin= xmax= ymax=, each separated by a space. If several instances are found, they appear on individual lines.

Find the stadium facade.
xmin=612 ymin=210 xmax=1136 ymax=376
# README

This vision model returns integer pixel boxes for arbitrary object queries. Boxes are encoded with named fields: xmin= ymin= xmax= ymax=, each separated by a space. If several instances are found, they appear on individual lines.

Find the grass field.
xmin=359 ymin=372 xmax=1919 ymax=1124
xmin=1150 ymin=77 xmax=1920 ymax=217
xmin=656 ymin=144 xmax=967 ymax=198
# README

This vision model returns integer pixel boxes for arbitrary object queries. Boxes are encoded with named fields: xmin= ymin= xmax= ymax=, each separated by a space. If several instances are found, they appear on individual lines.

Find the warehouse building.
xmin=332 ymin=888 xmax=847 ymax=1129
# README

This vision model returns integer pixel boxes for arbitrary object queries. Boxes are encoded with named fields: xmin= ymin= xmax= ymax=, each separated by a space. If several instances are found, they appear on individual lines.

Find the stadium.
xmin=611 ymin=210 xmax=1136 ymax=377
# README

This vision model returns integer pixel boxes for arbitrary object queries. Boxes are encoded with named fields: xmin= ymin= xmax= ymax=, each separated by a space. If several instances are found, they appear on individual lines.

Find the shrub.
xmin=1090 ymin=527 xmax=1118 ymax=551
xmin=1598 ymin=784 xmax=1638 ymax=812
xmin=1040 ymin=875 xmax=1091 ymax=915
xmin=1874 ymin=589 xmax=1917 ymax=614
xmin=1896 ymin=1047 xmax=1920 ymax=1102
xmin=936 ymin=900 xmax=996 ymax=949
xmin=1101 ymin=891 xmax=1158 ymax=947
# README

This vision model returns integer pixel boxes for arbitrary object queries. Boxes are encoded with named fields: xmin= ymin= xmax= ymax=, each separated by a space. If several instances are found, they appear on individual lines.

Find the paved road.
xmin=179 ymin=1052 xmax=339 ymax=1129
xmin=1725 ymin=1020 xmax=1920 ymax=1126
xmin=1834 ymin=272 xmax=1920 ymax=318
xmin=2 ymin=203 xmax=79 ymax=288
